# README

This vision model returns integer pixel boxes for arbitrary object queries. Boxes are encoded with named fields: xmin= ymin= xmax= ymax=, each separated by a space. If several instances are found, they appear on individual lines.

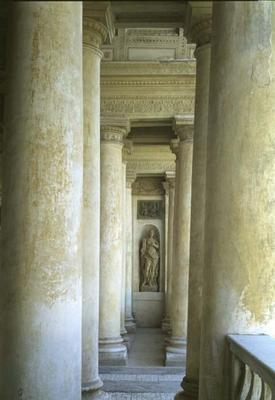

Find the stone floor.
xmin=100 ymin=328 xmax=185 ymax=399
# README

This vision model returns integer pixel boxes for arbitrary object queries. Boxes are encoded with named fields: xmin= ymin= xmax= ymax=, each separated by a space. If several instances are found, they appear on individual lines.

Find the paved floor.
xmin=100 ymin=328 xmax=185 ymax=400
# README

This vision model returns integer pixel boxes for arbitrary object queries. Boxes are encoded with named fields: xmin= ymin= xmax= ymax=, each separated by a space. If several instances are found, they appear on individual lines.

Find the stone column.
xmin=199 ymin=3 xmax=275 ymax=399
xmin=162 ymin=173 xmax=176 ymax=333
xmin=1 ymin=2 xmax=83 ymax=399
xmin=120 ymin=161 xmax=129 ymax=347
xmin=161 ymin=180 xmax=169 ymax=330
xmin=176 ymin=18 xmax=212 ymax=400
xmin=125 ymin=171 xmax=137 ymax=333
xmin=166 ymin=117 xmax=194 ymax=366
xmin=82 ymin=12 xmax=108 ymax=397
xmin=99 ymin=117 xmax=130 ymax=366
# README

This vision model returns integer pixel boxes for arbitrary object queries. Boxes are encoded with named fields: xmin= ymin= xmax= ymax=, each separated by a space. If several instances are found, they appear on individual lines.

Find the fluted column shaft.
xmin=166 ymin=121 xmax=193 ymax=366
xmin=125 ymin=173 xmax=136 ymax=333
xmin=199 ymin=3 xmax=275 ymax=399
xmin=176 ymin=18 xmax=212 ymax=400
xmin=82 ymin=15 xmax=107 ymax=394
xmin=99 ymin=120 xmax=129 ymax=365
xmin=1 ymin=2 xmax=83 ymax=399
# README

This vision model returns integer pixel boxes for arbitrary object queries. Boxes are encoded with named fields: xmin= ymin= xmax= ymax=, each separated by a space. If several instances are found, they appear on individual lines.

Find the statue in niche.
xmin=140 ymin=228 xmax=160 ymax=292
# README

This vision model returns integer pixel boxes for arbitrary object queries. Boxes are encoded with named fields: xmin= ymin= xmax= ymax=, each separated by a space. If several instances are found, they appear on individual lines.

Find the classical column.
xmin=176 ymin=18 xmax=212 ymax=400
xmin=162 ymin=173 xmax=176 ymax=333
xmin=99 ymin=117 xmax=130 ymax=366
xmin=120 ymin=160 xmax=129 ymax=347
xmin=199 ymin=3 xmax=275 ymax=399
xmin=125 ymin=171 xmax=136 ymax=333
xmin=82 ymin=12 xmax=108 ymax=397
xmin=1 ymin=3 xmax=83 ymax=399
xmin=166 ymin=116 xmax=193 ymax=366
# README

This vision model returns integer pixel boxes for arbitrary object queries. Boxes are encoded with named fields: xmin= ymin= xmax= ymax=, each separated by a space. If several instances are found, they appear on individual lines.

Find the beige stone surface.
xmin=1 ymin=2 xmax=83 ymax=399
xmin=82 ymin=13 xmax=107 ymax=394
xmin=199 ymin=3 xmax=275 ymax=399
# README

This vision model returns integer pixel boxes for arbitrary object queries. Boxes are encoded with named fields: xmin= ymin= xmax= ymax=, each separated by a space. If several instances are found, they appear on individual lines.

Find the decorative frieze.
xmin=101 ymin=61 xmax=196 ymax=76
xmin=127 ymin=160 xmax=175 ymax=174
xmin=133 ymin=178 xmax=165 ymax=196
xmin=101 ymin=95 xmax=194 ymax=117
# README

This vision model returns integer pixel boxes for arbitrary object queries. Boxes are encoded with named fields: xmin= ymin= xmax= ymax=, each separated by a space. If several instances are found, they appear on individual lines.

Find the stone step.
xmin=108 ymin=393 xmax=176 ymax=399
xmin=100 ymin=366 xmax=185 ymax=375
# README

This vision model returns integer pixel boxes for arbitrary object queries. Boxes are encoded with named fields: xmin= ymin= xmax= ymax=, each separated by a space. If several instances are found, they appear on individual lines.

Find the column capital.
xmin=101 ymin=116 xmax=130 ymax=143
xmin=184 ymin=2 xmax=212 ymax=47
xmin=173 ymin=115 xmax=194 ymax=142
xmin=126 ymin=170 xmax=136 ymax=188
xmin=83 ymin=17 xmax=108 ymax=54
xmin=165 ymin=171 xmax=176 ymax=189
xmin=170 ymin=138 xmax=180 ymax=156
xmin=191 ymin=16 xmax=212 ymax=48
xmin=162 ymin=181 xmax=170 ymax=194
xmin=123 ymin=139 xmax=133 ymax=159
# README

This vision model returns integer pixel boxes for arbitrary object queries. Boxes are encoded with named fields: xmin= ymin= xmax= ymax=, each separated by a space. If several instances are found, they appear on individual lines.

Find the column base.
xmin=99 ymin=337 xmax=128 ymax=366
xmin=162 ymin=317 xmax=171 ymax=333
xmin=82 ymin=389 xmax=110 ymax=399
xmin=125 ymin=317 xmax=136 ymax=333
xmin=165 ymin=336 xmax=187 ymax=367
xmin=174 ymin=377 xmax=199 ymax=399
xmin=82 ymin=377 xmax=103 ymax=393
xmin=122 ymin=332 xmax=131 ymax=351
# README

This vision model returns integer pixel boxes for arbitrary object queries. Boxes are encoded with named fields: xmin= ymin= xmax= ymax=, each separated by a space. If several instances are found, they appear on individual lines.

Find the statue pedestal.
xmin=141 ymin=285 xmax=158 ymax=292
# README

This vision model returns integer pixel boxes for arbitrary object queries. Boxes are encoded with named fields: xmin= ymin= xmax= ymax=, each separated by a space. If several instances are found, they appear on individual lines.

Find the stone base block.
xmin=99 ymin=337 xmax=128 ymax=366
xmin=122 ymin=333 xmax=131 ymax=351
xmin=165 ymin=336 xmax=187 ymax=367
xmin=174 ymin=377 xmax=198 ymax=399
xmin=125 ymin=318 xmax=136 ymax=333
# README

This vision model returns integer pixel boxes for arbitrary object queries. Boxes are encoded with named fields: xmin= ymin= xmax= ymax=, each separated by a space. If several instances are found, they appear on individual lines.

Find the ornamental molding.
xmin=101 ymin=61 xmax=196 ymax=76
xmin=101 ymin=76 xmax=195 ymax=88
xmin=101 ymin=95 xmax=195 ymax=117
xmin=126 ymin=160 xmax=175 ymax=174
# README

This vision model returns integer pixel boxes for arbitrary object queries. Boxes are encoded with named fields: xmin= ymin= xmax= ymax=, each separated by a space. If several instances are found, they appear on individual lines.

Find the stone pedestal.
xmin=99 ymin=117 xmax=130 ymax=366
xmin=166 ymin=117 xmax=193 ymax=367
xmin=199 ymin=3 xmax=275 ymax=399
xmin=82 ymin=13 xmax=107 ymax=396
xmin=176 ymin=17 xmax=212 ymax=400
xmin=125 ymin=172 xmax=136 ymax=333
xmin=1 ymin=3 xmax=83 ymax=399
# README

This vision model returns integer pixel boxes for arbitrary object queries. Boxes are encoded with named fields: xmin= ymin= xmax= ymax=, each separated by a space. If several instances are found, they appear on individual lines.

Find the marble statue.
xmin=140 ymin=229 xmax=160 ymax=292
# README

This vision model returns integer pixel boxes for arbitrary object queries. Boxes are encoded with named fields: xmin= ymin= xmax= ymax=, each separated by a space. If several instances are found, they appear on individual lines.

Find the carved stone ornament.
xmin=137 ymin=200 xmax=163 ymax=220
xmin=132 ymin=179 xmax=164 ymax=196
xmin=126 ymin=160 xmax=175 ymax=174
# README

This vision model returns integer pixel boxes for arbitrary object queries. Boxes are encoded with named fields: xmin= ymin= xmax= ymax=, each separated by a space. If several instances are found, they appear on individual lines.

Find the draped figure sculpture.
xmin=140 ymin=229 xmax=160 ymax=292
